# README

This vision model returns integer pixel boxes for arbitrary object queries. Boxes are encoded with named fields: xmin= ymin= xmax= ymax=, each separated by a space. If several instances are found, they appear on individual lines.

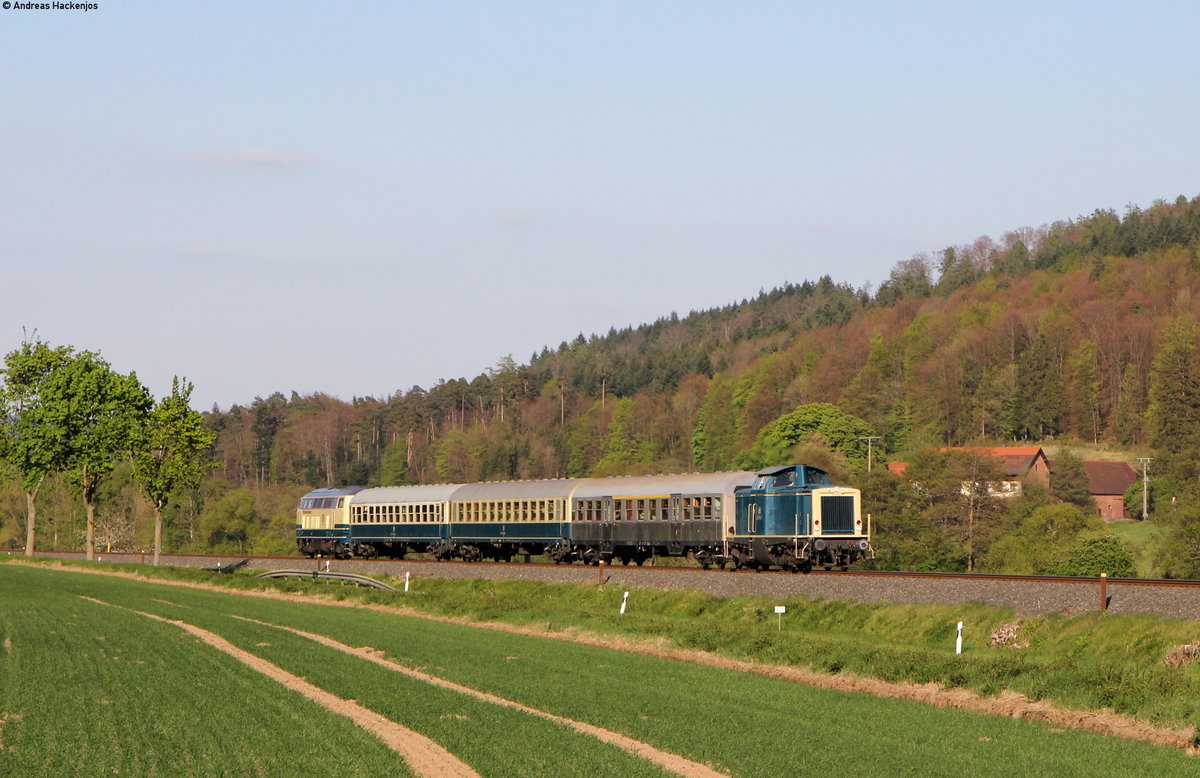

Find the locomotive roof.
xmin=572 ymin=471 xmax=756 ymax=499
xmin=300 ymin=486 xmax=365 ymax=498
xmin=451 ymin=478 xmax=585 ymax=500
xmin=353 ymin=484 xmax=464 ymax=503
xmin=755 ymin=465 xmax=828 ymax=477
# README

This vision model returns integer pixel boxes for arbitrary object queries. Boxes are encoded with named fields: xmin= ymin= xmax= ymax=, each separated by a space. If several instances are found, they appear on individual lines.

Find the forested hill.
xmin=208 ymin=194 xmax=1200 ymax=490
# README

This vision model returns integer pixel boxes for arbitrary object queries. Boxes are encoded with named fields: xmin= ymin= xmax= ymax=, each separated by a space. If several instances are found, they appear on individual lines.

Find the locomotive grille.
xmin=820 ymin=495 xmax=855 ymax=533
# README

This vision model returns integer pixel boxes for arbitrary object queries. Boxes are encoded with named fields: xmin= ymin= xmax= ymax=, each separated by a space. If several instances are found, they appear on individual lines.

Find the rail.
xmin=257 ymin=569 xmax=397 ymax=591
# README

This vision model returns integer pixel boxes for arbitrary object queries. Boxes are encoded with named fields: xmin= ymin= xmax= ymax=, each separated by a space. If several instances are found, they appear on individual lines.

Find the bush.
xmin=1057 ymin=534 xmax=1137 ymax=577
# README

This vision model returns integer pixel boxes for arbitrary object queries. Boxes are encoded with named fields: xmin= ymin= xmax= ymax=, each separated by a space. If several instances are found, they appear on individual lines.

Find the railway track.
xmin=12 ymin=550 xmax=1200 ymax=619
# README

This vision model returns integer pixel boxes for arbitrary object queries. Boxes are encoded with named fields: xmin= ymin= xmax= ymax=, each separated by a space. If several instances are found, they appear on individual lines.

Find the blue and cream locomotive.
xmin=295 ymin=465 xmax=872 ymax=571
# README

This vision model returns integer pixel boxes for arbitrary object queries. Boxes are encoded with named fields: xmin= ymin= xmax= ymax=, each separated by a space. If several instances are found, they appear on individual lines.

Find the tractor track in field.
xmin=17 ymin=561 xmax=1200 ymax=758
xmin=78 ymin=596 xmax=480 ymax=778
xmin=77 ymin=588 xmax=727 ymax=777
xmin=233 ymin=615 xmax=726 ymax=777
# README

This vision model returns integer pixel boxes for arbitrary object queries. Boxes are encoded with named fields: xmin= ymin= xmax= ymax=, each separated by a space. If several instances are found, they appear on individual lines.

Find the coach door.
xmin=600 ymin=497 xmax=615 ymax=548
xmin=668 ymin=494 xmax=683 ymax=551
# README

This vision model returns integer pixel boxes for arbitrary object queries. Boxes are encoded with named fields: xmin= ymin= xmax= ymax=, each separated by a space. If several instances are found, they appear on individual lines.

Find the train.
xmin=295 ymin=464 xmax=872 ymax=572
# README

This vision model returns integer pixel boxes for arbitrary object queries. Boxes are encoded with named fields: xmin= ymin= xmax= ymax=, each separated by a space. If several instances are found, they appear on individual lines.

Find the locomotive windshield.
xmin=752 ymin=466 xmax=831 ymax=489
xmin=804 ymin=467 xmax=830 ymax=486
xmin=753 ymin=469 xmax=797 ymax=489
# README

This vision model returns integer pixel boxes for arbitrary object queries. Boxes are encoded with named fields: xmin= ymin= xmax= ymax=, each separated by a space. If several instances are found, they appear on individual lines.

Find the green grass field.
xmin=2 ymin=563 xmax=1199 ymax=776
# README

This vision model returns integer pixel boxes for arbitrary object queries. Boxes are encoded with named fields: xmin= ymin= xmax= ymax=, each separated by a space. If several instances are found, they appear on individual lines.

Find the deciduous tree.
xmin=0 ymin=337 xmax=75 ymax=556
xmin=48 ymin=352 xmax=152 ymax=560
xmin=132 ymin=378 xmax=216 ymax=565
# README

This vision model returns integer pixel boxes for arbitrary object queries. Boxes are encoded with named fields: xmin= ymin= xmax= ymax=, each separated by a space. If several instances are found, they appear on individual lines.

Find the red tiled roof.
xmin=1081 ymin=461 xmax=1137 ymax=495
xmin=940 ymin=447 xmax=1045 ymax=478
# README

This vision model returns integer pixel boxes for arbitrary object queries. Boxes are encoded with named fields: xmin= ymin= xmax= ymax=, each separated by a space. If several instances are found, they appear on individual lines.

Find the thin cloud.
xmin=184 ymin=149 xmax=313 ymax=166
xmin=497 ymin=209 xmax=538 ymax=227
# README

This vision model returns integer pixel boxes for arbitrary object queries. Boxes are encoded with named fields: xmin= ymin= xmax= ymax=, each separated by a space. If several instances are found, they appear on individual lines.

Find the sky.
xmin=3 ymin=2 xmax=1199 ymax=411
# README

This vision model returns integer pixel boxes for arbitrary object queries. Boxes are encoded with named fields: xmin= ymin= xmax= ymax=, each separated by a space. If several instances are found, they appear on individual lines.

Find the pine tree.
xmin=1147 ymin=316 xmax=1200 ymax=480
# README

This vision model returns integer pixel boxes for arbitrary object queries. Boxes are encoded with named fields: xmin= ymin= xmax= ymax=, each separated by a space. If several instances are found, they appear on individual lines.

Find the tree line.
xmin=0 ymin=337 xmax=213 ymax=564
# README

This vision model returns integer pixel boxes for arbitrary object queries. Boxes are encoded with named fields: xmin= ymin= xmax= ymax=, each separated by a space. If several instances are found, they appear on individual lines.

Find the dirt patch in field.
xmin=235 ymin=615 xmax=726 ymax=778
xmin=77 ymin=595 xmax=479 ymax=778
xmin=20 ymin=561 xmax=1198 ymax=756
xmin=0 ymin=712 xmax=22 ymax=750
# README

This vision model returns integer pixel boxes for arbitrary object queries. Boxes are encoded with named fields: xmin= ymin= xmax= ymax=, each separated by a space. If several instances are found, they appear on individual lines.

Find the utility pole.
xmin=1136 ymin=457 xmax=1152 ymax=520
xmin=859 ymin=436 xmax=882 ymax=473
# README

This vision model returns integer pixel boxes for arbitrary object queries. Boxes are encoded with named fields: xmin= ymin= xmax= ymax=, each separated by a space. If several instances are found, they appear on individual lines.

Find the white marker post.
xmin=404 ymin=571 xmax=411 ymax=593
xmin=620 ymin=591 xmax=629 ymax=614
xmin=956 ymin=621 xmax=964 ymax=655
xmin=775 ymin=605 xmax=786 ymax=631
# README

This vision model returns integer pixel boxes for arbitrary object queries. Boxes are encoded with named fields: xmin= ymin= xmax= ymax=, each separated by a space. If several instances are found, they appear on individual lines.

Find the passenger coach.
xmin=571 ymin=470 xmax=752 ymax=568
xmin=345 ymin=483 xmax=462 ymax=559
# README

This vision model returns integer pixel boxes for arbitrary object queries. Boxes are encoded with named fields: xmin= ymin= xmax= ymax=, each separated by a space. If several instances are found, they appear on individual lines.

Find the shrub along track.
xmin=23 ymin=562 xmax=1200 ymax=757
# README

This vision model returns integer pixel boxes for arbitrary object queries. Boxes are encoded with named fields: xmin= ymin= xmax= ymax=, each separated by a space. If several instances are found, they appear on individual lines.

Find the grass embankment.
xmin=4 ymin=563 xmax=1200 ymax=777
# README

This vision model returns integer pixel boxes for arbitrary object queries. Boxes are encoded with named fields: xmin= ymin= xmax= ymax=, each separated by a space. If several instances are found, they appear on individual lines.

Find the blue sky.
xmin=3 ymin=2 xmax=1199 ymax=410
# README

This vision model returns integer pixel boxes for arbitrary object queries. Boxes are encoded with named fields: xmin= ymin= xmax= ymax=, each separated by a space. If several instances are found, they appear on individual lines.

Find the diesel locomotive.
xmin=295 ymin=464 xmax=872 ymax=571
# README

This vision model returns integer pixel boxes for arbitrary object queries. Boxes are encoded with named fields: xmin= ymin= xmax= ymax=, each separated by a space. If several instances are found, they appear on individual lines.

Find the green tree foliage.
xmin=49 ymin=352 xmax=153 ymax=560
xmin=1062 ymin=340 xmax=1101 ymax=443
xmin=980 ymin=503 xmax=1104 ymax=574
xmin=691 ymin=375 xmax=742 ymax=471
xmin=896 ymin=449 xmax=1007 ymax=572
xmin=1002 ymin=331 xmax=1060 ymax=440
xmin=1123 ymin=475 xmax=1178 ymax=520
xmin=1155 ymin=500 xmax=1200 ymax=579
xmin=1057 ymin=534 xmax=1137 ymax=578
xmin=132 ymin=378 xmax=216 ymax=565
xmin=1147 ymin=316 xmax=1200 ymax=481
xmin=376 ymin=437 xmax=409 ymax=486
xmin=737 ymin=403 xmax=877 ymax=472
xmin=840 ymin=334 xmax=910 ymax=452
xmin=0 ymin=337 xmax=75 ymax=556
xmin=196 ymin=489 xmax=257 ymax=553
xmin=1049 ymin=450 xmax=1096 ymax=511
